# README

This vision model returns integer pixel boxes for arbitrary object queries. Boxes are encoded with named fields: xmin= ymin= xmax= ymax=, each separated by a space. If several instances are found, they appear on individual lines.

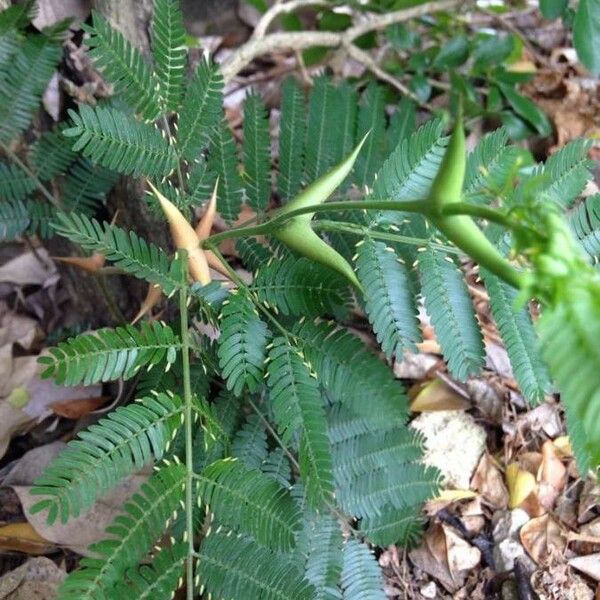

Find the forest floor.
xmin=1 ymin=2 xmax=600 ymax=599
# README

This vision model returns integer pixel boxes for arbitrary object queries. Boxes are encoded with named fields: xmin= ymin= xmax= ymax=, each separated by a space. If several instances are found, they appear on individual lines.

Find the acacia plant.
xmin=1 ymin=1 xmax=599 ymax=599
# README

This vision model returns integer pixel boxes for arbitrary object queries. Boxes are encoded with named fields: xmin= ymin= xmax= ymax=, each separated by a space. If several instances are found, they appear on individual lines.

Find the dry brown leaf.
xmin=2 ymin=442 xmax=66 ymax=486
xmin=409 ymin=522 xmax=481 ymax=592
xmin=0 ymin=557 xmax=66 ymax=600
xmin=520 ymin=514 xmax=567 ymax=564
xmin=0 ymin=250 xmax=58 ymax=288
xmin=471 ymin=453 xmax=509 ymax=509
xmin=0 ymin=312 xmax=38 ymax=350
xmin=570 ymin=553 xmax=600 ymax=582
xmin=32 ymin=0 xmax=90 ymax=29
xmin=49 ymin=395 xmax=111 ymax=419
xmin=536 ymin=441 xmax=568 ymax=511
xmin=0 ymin=522 xmax=55 ymax=555
xmin=15 ymin=472 xmax=149 ymax=556
xmin=409 ymin=378 xmax=470 ymax=412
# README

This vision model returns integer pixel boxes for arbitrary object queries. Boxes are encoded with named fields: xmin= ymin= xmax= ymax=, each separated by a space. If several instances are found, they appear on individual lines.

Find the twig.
xmin=252 ymin=0 xmax=330 ymax=40
xmin=2 ymin=144 xmax=62 ymax=209
xmin=221 ymin=0 xmax=464 ymax=82
xmin=345 ymin=43 xmax=435 ymax=109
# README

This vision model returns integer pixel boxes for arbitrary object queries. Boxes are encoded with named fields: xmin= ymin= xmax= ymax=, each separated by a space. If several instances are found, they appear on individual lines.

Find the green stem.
xmin=312 ymin=220 xmax=462 ymax=255
xmin=440 ymin=202 xmax=542 ymax=237
xmin=163 ymin=116 xmax=186 ymax=194
xmin=204 ymin=242 xmax=295 ymax=341
xmin=204 ymin=198 xmax=537 ymax=246
xmin=203 ymin=199 xmax=428 ymax=246
xmin=204 ymin=197 xmax=534 ymax=289
xmin=179 ymin=254 xmax=195 ymax=600
xmin=2 ymin=145 xmax=61 ymax=209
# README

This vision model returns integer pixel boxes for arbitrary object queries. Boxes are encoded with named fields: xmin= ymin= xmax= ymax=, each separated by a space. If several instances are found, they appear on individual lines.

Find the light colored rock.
xmin=494 ymin=538 xmax=525 ymax=572
xmin=410 ymin=410 xmax=487 ymax=489
xmin=420 ymin=581 xmax=437 ymax=599
xmin=492 ymin=509 xmax=530 ymax=542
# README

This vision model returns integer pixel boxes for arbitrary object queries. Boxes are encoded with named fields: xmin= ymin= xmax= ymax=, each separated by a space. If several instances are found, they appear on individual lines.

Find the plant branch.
xmin=179 ymin=253 xmax=195 ymax=600
xmin=312 ymin=219 xmax=462 ymax=255
xmin=2 ymin=144 xmax=61 ymax=209
xmin=221 ymin=0 xmax=464 ymax=82
xmin=252 ymin=0 xmax=330 ymax=40
xmin=344 ymin=44 xmax=435 ymax=110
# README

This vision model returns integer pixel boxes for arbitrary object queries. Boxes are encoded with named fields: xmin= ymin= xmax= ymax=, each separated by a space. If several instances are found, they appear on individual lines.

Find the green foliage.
xmin=0 ymin=198 xmax=28 ymax=241
xmin=267 ymin=337 xmax=334 ymax=506
xmin=0 ymin=30 xmax=63 ymax=143
xmin=243 ymin=93 xmax=271 ymax=212
xmin=107 ymin=543 xmax=186 ymax=600
xmin=84 ymin=11 xmax=161 ymax=120
xmin=218 ymin=289 xmax=270 ymax=395
xmin=56 ymin=463 xmax=186 ymax=600
xmin=573 ymin=0 xmax=600 ymax=75
xmin=177 ymin=58 xmax=223 ymax=160
xmin=519 ymin=138 xmax=593 ymax=208
xmin=299 ymin=511 xmax=343 ymax=599
xmin=30 ymin=129 xmax=78 ymax=181
xmin=198 ymin=532 xmax=315 ymax=600
xmin=294 ymin=320 xmax=409 ymax=419
xmin=63 ymin=104 xmax=178 ymax=177
xmin=53 ymin=212 xmax=183 ymax=294
xmin=196 ymin=458 xmax=301 ymax=550
xmin=0 ymin=162 xmax=36 ymax=201
xmin=538 ymin=280 xmax=600 ymax=469
xmin=252 ymin=255 xmax=350 ymax=317
xmin=18 ymin=6 xmax=600 ymax=597
xmin=464 ymin=128 xmax=521 ymax=203
xmin=418 ymin=247 xmax=485 ymax=380
xmin=569 ymin=193 xmax=600 ymax=261
xmin=373 ymin=118 xmax=446 ymax=202
xmin=341 ymin=539 xmax=386 ymax=599
xmin=355 ymin=82 xmax=386 ymax=188
xmin=38 ymin=321 xmax=179 ymax=385
xmin=305 ymin=76 xmax=340 ymax=181
xmin=152 ymin=0 xmax=186 ymax=112
xmin=208 ymin=117 xmax=245 ymax=222
xmin=278 ymin=77 xmax=305 ymax=201
xmin=482 ymin=269 xmax=552 ymax=403
xmin=62 ymin=159 xmax=120 ymax=213
xmin=329 ymin=403 xmax=439 ymax=520
xmin=30 ymin=393 xmax=183 ymax=523
xmin=355 ymin=237 xmax=421 ymax=359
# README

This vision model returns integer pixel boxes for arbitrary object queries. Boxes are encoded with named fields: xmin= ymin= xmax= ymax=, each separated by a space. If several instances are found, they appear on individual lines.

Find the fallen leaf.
xmin=520 ymin=514 xmax=567 ymax=564
xmin=0 ymin=557 xmax=65 ymax=600
xmin=393 ymin=352 xmax=439 ymax=379
xmin=15 ymin=472 xmax=149 ymax=555
xmin=537 ymin=440 xmax=567 ymax=510
xmin=570 ymin=553 xmax=600 ymax=582
xmin=409 ymin=522 xmax=481 ymax=592
xmin=0 ymin=250 xmax=58 ymax=288
xmin=0 ymin=399 xmax=35 ymax=460
xmin=410 ymin=378 xmax=471 ymax=412
xmin=32 ymin=0 xmax=91 ymax=28
xmin=2 ymin=442 xmax=66 ymax=486
xmin=0 ymin=522 xmax=55 ymax=555
xmin=0 ymin=312 xmax=38 ymax=350
xmin=553 ymin=436 xmax=573 ymax=458
xmin=49 ymin=395 xmax=110 ymax=419
xmin=471 ymin=453 xmax=509 ymax=509
xmin=506 ymin=462 xmax=540 ymax=514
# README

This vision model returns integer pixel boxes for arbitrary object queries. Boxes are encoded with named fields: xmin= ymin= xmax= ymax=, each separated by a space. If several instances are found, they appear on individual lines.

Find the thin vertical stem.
xmin=179 ymin=254 xmax=194 ymax=600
